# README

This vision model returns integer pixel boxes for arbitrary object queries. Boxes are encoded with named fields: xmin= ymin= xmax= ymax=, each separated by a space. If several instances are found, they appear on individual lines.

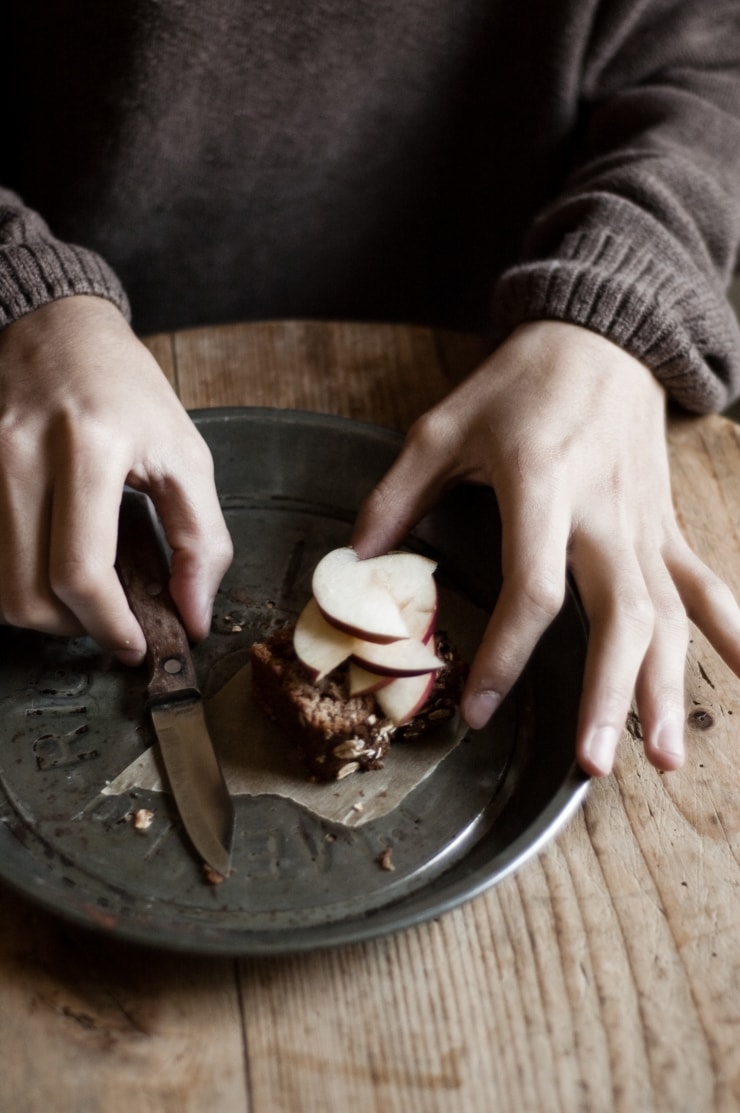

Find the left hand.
xmin=351 ymin=320 xmax=740 ymax=776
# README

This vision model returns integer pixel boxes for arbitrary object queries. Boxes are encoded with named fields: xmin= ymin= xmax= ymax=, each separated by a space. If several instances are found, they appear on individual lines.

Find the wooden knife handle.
xmin=116 ymin=489 xmax=200 ymax=704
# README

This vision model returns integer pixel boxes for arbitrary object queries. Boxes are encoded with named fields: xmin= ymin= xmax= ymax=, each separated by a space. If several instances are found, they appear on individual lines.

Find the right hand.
xmin=352 ymin=321 xmax=740 ymax=777
xmin=0 ymin=295 xmax=233 ymax=662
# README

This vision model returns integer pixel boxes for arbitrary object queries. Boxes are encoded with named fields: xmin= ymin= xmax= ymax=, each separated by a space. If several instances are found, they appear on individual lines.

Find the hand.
xmin=0 ymin=296 xmax=233 ymax=661
xmin=352 ymin=321 xmax=740 ymax=776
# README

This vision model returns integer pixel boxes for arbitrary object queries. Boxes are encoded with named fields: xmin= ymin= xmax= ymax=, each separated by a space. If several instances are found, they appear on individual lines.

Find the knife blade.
xmin=116 ymin=489 xmax=234 ymax=879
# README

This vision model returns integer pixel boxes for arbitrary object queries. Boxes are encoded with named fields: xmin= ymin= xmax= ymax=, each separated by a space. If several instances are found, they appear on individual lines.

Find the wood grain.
xmin=165 ymin=320 xmax=451 ymax=429
xmin=168 ymin=321 xmax=740 ymax=1113
xmin=0 ymin=889 xmax=245 ymax=1112
xmin=0 ymin=321 xmax=736 ymax=1113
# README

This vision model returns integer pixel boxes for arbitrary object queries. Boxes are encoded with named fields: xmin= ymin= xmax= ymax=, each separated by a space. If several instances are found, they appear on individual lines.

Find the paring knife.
xmin=116 ymin=489 xmax=235 ymax=879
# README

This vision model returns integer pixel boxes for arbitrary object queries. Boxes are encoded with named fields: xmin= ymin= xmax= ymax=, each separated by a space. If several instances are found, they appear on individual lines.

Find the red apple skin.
xmin=350 ymin=634 xmax=442 ymax=677
xmin=376 ymin=671 xmax=436 ymax=725
xmin=317 ymin=578 xmax=437 ymax=644
xmin=301 ymin=547 xmax=442 ymax=682
xmin=312 ymin=547 xmax=410 ymax=644
xmin=347 ymin=662 xmax=394 ymax=696
xmin=314 ymin=602 xmax=407 ymax=645
xmin=294 ymin=595 xmax=439 ymax=682
xmin=406 ymin=597 xmax=437 ymax=642
xmin=371 ymin=550 xmax=439 ymax=641
xmin=312 ymin=546 xmax=441 ymax=645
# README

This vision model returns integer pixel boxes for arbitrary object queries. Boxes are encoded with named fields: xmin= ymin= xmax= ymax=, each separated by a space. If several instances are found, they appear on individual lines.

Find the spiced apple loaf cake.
xmin=250 ymin=626 xmax=466 ymax=782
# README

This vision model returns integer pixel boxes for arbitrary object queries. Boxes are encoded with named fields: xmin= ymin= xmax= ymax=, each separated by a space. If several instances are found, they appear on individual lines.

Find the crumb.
xmin=132 ymin=808 xmax=154 ymax=831
xmin=377 ymin=846 xmax=395 ymax=871
xmin=229 ymin=588 xmax=253 ymax=604
xmin=203 ymin=863 xmax=227 ymax=886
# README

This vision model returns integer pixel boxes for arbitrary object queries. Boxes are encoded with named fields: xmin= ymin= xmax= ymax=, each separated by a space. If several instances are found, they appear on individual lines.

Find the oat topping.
xmin=377 ymin=846 xmax=395 ymax=871
xmin=332 ymin=738 xmax=367 ymax=760
xmin=335 ymin=761 xmax=360 ymax=780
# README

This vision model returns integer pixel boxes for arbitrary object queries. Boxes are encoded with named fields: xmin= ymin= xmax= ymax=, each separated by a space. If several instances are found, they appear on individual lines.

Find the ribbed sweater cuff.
xmin=0 ymin=240 xmax=131 ymax=329
xmin=492 ymin=229 xmax=740 ymax=413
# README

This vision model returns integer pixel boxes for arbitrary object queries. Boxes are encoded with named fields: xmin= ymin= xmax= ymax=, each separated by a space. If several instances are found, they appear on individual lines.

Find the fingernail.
xmin=116 ymin=646 xmax=146 ymax=668
xmin=462 ymin=690 xmax=502 ymax=730
xmin=582 ymin=725 xmax=619 ymax=775
xmin=200 ymin=595 xmax=217 ymax=638
xmin=654 ymin=715 xmax=684 ymax=765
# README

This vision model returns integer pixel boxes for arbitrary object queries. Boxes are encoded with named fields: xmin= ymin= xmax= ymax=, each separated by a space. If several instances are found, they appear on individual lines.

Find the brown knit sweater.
xmin=1 ymin=0 xmax=739 ymax=411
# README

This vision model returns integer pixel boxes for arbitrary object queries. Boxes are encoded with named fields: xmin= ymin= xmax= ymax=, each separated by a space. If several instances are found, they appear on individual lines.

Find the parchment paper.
xmin=102 ymin=661 xmax=468 ymax=827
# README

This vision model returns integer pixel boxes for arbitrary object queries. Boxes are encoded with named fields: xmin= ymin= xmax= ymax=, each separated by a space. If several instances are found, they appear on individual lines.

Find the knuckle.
xmin=617 ymin=589 xmax=654 ymax=641
xmin=0 ymin=426 xmax=36 ymax=472
xmin=595 ymin=682 xmax=635 ymax=723
xmin=0 ymin=590 xmax=76 ymax=635
xmin=1 ymin=597 xmax=28 ymax=630
xmin=656 ymin=595 xmax=690 ymax=645
xmin=0 ymin=577 xmax=29 ymax=628
xmin=514 ymin=436 xmax=567 ymax=488
xmin=515 ymin=567 xmax=565 ymax=621
xmin=405 ymin=407 xmax=463 ymax=464
xmin=699 ymin=575 xmax=737 ymax=614
xmin=180 ymin=433 xmax=215 ymax=477
xmin=49 ymin=554 xmax=102 ymax=606
xmin=406 ymin=409 xmax=447 ymax=451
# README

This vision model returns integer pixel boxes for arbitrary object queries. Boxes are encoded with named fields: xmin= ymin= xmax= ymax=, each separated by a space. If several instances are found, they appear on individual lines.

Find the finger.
xmin=572 ymin=540 xmax=655 ymax=776
xmin=666 ymin=542 xmax=740 ymax=677
xmin=0 ymin=441 xmax=83 ymax=636
xmin=351 ymin=415 xmax=456 ymax=557
xmin=49 ymin=437 xmax=147 ymax=663
xmin=633 ymin=563 xmax=689 ymax=772
xmin=461 ymin=486 xmax=570 ymax=729
xmin=149 ymin=447 xmax=233 ymax=642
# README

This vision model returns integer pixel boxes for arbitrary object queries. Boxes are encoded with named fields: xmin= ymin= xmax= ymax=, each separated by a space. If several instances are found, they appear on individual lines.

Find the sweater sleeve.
xmin=491 ymin=0 xmax=740 ymax=413
xmin=0 ymin=188 xmax=130 ymax=329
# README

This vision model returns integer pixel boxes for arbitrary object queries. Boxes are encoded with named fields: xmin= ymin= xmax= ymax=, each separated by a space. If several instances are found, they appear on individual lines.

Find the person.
xmin=1 ymin=0 xmax=739 ymax=778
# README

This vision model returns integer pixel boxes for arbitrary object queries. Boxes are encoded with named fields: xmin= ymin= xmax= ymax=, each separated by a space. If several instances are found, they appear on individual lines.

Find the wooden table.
xmin=2 ymin=320 xmax=739 ymax=1113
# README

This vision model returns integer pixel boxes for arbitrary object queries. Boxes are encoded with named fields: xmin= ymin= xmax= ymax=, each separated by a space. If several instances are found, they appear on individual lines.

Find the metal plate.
xmin=0 ymin=408 xmax=588 ymax=955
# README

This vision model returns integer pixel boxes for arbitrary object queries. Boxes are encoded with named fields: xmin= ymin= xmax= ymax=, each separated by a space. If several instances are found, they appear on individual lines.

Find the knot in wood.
xmin=688 ymin=707 xmax=714 ymax=731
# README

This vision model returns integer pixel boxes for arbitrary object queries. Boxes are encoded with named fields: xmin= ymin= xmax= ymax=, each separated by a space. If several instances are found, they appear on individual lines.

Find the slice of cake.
xmin=250 ymin=626 xmax=466 ymax=782
xmin=251 ymin=628 xmax=396 ymax=781
xmin=249 ymin=546 xmax=466 ymax=782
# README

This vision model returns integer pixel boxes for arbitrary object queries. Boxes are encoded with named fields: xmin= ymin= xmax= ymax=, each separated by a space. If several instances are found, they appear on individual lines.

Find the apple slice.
xmin=399 ymin=587 xmax=437 ymax=644
xmin=356 ymin=550 xmax=438 ymax=643
xmin=293 ymin=598 xmax=354 ymax=680
xmin=347 ymin=662 xmax=393 ymax=696
xmin=312 ymin=547 xmax=409 ymax=643
xmin=368 ymin=551 xmax=438 ymax=613
xmin=351 ymin=633 xmax=442 ymax=677
xmin=375 ymin=671 xmax=436 ymax=725
xmin=294 ymin=588 xmax=438 ymax=683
